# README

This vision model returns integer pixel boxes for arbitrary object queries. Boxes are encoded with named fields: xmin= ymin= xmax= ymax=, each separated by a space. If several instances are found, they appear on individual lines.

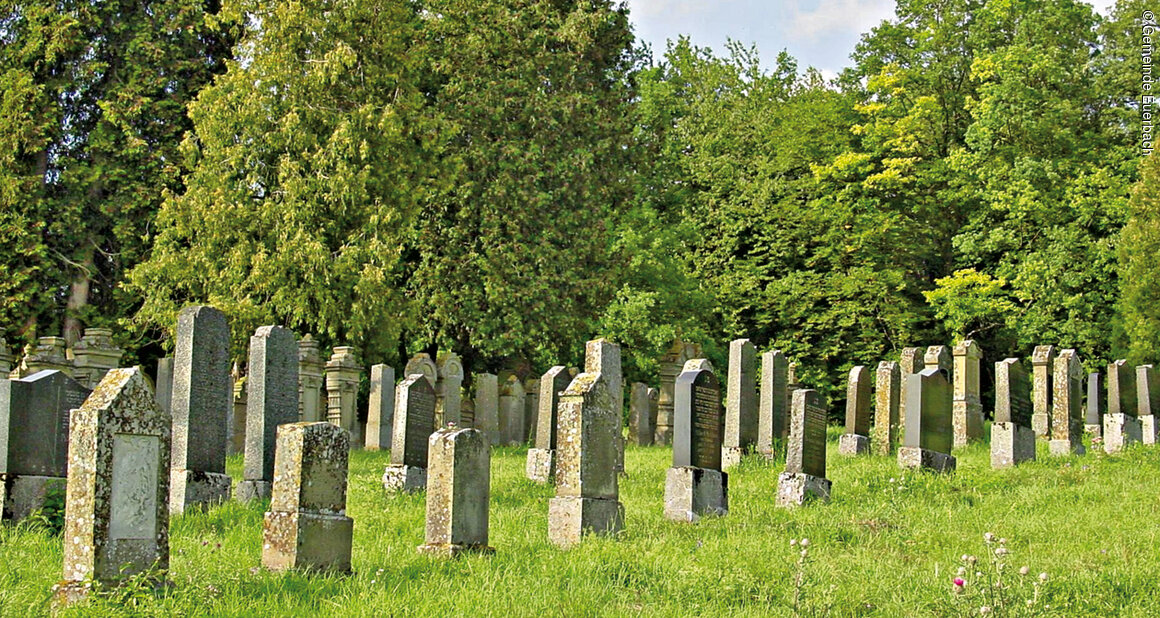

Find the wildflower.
xmin=800 ymin=538 xmax=811 ymax=548
xmin=1039 ymin=572 xmax=1048 ymax=583
xmin=1019 ymin=566 xmax=1030 ymax=576
xmin=800 ymin=549 xmax=809 ymax=559
xmin=998 ymin=538 xmax=1007 ymax=545
xmin=975 ymin=571 xmax=983 ymax=578
xmin=984 ymin=532 xmax=995 ymax=543
xmin=967 ymin=555 xmax=978 ymax=565
xmin=980 ymin=606 xmax=991 ymax=615
xmin=957 ymin=567 xmax=967 ymax=576
xmin=961 ymin=554 xmax=970 ymax=562
xmin=790 ymin=539 xmax=798 ymax=547
xmin=953 ymin=577 xmax=965 ymax=587
xmin=995 ymin=547 xmax=1008 ymax=557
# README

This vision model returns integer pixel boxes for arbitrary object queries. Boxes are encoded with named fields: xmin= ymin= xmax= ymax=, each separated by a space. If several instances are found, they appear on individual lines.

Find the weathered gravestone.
xmin=1104 ymin=359 xmax=1142 ymax=453
xmin=418 ymin=427 xmax=493 ymax=557
xmin=547 ymin=370 xmax=624 ymax=548
xmin=776 ymin=389 xmax=831 ymax=507
xmin=722 ymin=339 xmax=757 ymax=468
xmin=230 ymin=376 xmax=247 ymax=456
xmin=297 ymin=335 xmax=325 ymax=422
xmin=629 ymin=382 xmax=653 ymax=446
xmin=1031 ymin=345 xmax=1056 ymax=438
xmin=523 ymin=378 xmax=540 ymax=443
xmin=787 ymin=361 xmax=802 ymax=391
xmin=897 ymin=348 xmax=924 ymax=439
xmin=872 ymin=361 xmax=901 ymax=456
xmin=656 ymin=340 xmax=700 ymax=446
xmin=838 ymin=366 xmax=871 ymax=456
xmin=757 ymin=349 xmax=789 ymax=459
xmin=404 ymin=353 xmax=437 ymax=387
xmin=1086 ymin=372 xmax=1104 ymax=437
xmin=460 ymin=397 xmax=475 ymax=428
xmin=55 ymin=368 xmax=170 ymax=605
xmin=952 ymin=340 xmax=984 ymax=447
xmin=1137 ymin=365 xmax=1159 ymax=445
xmin=898 ymin=368 xmax=956 ymax=473
xmin=586 ymin=339 xmax=625 ymax=476
xmin=665 ymin=360 xmax=727 ymax=521
xmin=71 ymin=328 xmax=124 ymax=390
xmin=1049 ymin=350 xmax=1085 ymax=456
xmin=499 ymin=375 xmax=526 ymax=446
xmin=0 ymin=370 xmax=90 ymax=520
xmin=474 ymin=374 xmax=499 ymax=447
xmin=365 ymin=364 xmax=395 ymax=450
xmin=991 ymin=359 xmax=1035 ymax=468
xmin=383 ymin=375 xmax=436 ymax=493
xmin=648 ymin=387 xmax=659 ymax=441
xmin=925 ymin=346 xmax=952 ymax=379
xmin=325 ymin=347 xmax=362 ymax=445
xmin=527 ymin=367 xmax=570 ymax=483
xmin=436 ymin=352 xmax=464 ymax=427
xmin=238 ymin=326 xmax=299 ymax=502
xmin=261 ymin=422 xmax=352 ymax=574
xmin=0 ymin=339 xmax=13 ymax=375
xmin=19 ymin=337 xmax=73 ymax=378
xmin=169 ymin=305 xmax=232 ymax=513
xmin=155 ymin=357 xmax=174 ymax=414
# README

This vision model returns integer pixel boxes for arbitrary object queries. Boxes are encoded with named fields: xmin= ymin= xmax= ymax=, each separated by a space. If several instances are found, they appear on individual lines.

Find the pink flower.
xmin=954 ymin=578 xmax=965 ymax=587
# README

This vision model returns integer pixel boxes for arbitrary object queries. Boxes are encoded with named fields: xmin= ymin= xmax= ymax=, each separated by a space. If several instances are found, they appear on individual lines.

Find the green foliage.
xmin=1119 ymin=154 xmax=1160 ymax=364
xmin=924 ymin=269 xmax=1017 ymax=340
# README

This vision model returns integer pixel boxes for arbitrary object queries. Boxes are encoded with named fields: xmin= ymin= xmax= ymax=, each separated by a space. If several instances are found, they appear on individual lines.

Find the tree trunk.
xmin=62 ymin=242 xmax=95 ymax=347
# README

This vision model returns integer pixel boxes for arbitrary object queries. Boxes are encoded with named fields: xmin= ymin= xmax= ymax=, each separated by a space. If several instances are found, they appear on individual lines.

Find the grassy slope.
xmin=0 ymin=427 xmax=1157 ymax=617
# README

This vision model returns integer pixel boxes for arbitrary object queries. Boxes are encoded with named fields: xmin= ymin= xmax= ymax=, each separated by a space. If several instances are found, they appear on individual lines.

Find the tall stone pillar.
xmin=326 ymin=347 xmax=362 ymax=445
xmin=71 ymin=328 xmax=124 ymax=389
xmin=952 ymin=340 xmax=983 ymax=448
xmin=298 ymin=336 xmax=325 ymax=422
xmin=1031 ymin=345 xmax=1056 ymax=438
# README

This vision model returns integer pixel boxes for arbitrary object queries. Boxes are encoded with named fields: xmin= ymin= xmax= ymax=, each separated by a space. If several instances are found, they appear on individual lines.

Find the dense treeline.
xmin=1 ymin=0 xmax=1154 ymax=403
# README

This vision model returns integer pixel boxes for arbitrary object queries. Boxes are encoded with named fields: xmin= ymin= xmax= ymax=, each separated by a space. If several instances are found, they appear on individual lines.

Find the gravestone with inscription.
xmin=55 ymin=368 xmax=170 ymax=605
xmin=526 ymin=366 xmax=570 ymax=483
xmin=872 ymin=361 xmax=901 ymax=456
xmin=666 ymin=360 xmax=728 ymax=521
xmin=1086 ymin=372 xmax=1104 ymax=437
xmin=474 ymin=374 xmax=499 ymax=447
xmin=298 ymin=336 xmax=325 ymax=422
xmin=630 ymin=382 xmax=653 ymax=446
xmin=1137 ymin=365 xmax=1159 ymax=445
xmin=365 ymin=364 xmax=395 ymax=450
xmin=776 ymin=389 xmax=831 ymax=507
xmin=757 ymin=349 xmax=789 ymax=459
xmin=383 ymin=375 xmax=436 ymax=493
xmin=419 ymin=427 xmax=493 ymax=557
xmin=436 ymin=353 xmax=463 ymax=427
xmin=261 ymin=422 xmax=352 ymax=573
xmin=897 ymin=348 xmax=924 ymax=439
xmin=839 ymin=365 xmax=871 ymax=456
xmin=325 ymin=347 xmax=361 ymax=445
xmin=1031 ymin=345 xmax=1056 ymax=438
xmin=722 ymin=339 xmax=757 ymax=469
xmin=991 ymin=358 xmax=1035 ymax=468
xmin=0 ymin=370 xmax=90 ymax=520
xmin=1049 ymin=350 xmax=1085 ymax=456
xmin=952 ymin=340 xmax=984 ymax=447
xmin=1104 ymin=359 xmax=1142 ymax=453
xmin=656 ymin=340 xmax=700 ymax=445
xmin=586 ymin=339 xmax=625 ymax=477
xmin=499 ymin=375 xmax=527 ymax=446
xmin=898 ymin=368 xmax=956 ymax=473
xmin=238 ymin=326 xmax=299 ymax=502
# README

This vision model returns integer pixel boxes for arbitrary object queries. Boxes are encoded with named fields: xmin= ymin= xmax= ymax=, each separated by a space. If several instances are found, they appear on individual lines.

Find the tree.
xmin=1119 ymin=154 xmax=1160 ymax=363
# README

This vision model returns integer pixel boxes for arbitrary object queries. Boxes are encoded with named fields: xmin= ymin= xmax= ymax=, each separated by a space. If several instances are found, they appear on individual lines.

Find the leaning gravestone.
xmin=1086 ymin=372 xmax=1104 ymax=437
xmin=1137 ymin=365 xmax=1158 ymax=445
xmin=261 ymin=422 xmax=352 ymax=573
xmin=776 ymin=389 xmax=831 ymax=507
xmin=238 ymin=326 xmax=299 ymax=501
xmin=419 ymin=427 xmax=493 ymax=557
xmin=898 ymin=368 xmax=956 ymax=473
xmin=547 ymin=370 xmax=624 ymax=548
xmin=838 ymin=366 xmax=871 ymax=456
xmin=1031 ymin=345 xmax=1056 ymax=438
xmin=526 ymin=367 xmax=570 ymax=483
xmin=365 ymin=364 xmax=395 ymax=450
xmin=169 ymin=305 xmax=232 ymax=513
xmin=722 ymin=339 xmax=757 ymax=468
xmin=629 ymin=382 xmax=653 ymax=446
xmin=436 ymin=352 xmax=464 ymax=427
xmin=897 ymin=348 xmax=924 ymax=438
xmin=383 ymin=375 xmax=436 ymax=493
xmin=498 ymin=375 xmax=526 ymax=446
xmin=872 ymin=361 xmax=901 ymax=456
xmin=757 ymin=349 xmax=789 ymax=459
xmin=55 ymin=368 xmax=170 ymax=605
xmin=1104 ymin=359 xmax=1142 ymax=454
xmin=474 ymin=374 xmax=500 ymax=447
xmin=991 ymin=358 xmax=1034 ymax=468
xmin=952 ymin=340 xmax=984 ymax=447
xmin=666 ymin=360 xmax=727 ymax=521
xmin=0 ymin=370 xmax=90 ymax=520
xmin=1049 ymin=350 xmax=1085 ymax=456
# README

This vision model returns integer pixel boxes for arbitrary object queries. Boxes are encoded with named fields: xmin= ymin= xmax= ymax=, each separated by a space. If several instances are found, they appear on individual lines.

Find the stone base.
xmin=547 ymin=496 xmax=624 ymax=548
xmin=1103 ymin=413 xmax=1142 ymax=454
xmin=169 ymin=469 xmax=232 ymax=514
xmin=417 ymin=543 xmax=496 ymax=558
xmin=897 ymin=446 xmax=956 ymax=473
xmin=775 ymin=472 xmax=831 ymax=507
xmin=53 ymin=575 xmax=168 ymax=607
xmin=838 ymin=433 xmax=870 ymax=456
xmin=663 ymin=466 xmax=727 ymax=522
xmin=0 ymin=474 xmax=66 ymax=521
xmin=262 ymin=510 xmax=352 ymax=573
xmin=525 ymin=448 xmax=555 ymax=484
xmin=382 ymin=464 xmax=427 ymax=493
xmin=1084 ymin=423 xmax=1102 ymax=438
xmin=1142 ymin=416 xmax=1157 ymax=445
xmin=1049 ymin=439 xmax=1085 ymax=457
xmin=236 ymin=480 xmax=272 ymax=502
xmin=1031 ymin=413 xmax=1050 ymax=438
xmin=990 ymin=422 xmax=1035 ymax=469
xmin=721 ymin=446 xmax=743 ymax=469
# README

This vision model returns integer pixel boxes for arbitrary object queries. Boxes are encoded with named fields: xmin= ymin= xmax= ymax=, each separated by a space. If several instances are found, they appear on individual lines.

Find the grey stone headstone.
xmin=897 ymin=347 xmax=924 ymax=437
xmin=724 ymin=339 xmax=757 ymax=451
xmin=629 ymin=382 xmax=653 ymax=446
xmin=845 ymin=366 xmax=871 ymax=436
xmin=436 ymin=352 xmax=463 ymax=426
xmin=757 ymin=349 xmax=789 ymax=456
xmin=785 ymin=389 xmax=827 ymax=478
xmin=1137 ymin=365 xmax=1159 ymax=417
xmin=155 ymin=357 xmax=174 ymax=414
xmin=903 ymin=368 xmax=953 ymax=455
xmin=404 ymin=353 xmax=438 ymax=388
xmin=1086 ymin=372 xmax=1104 ymax=426
xmin=366 ymin=364 xmax=395 ymax=450
xmin=535 ymin=367 xmax=569 ymax=450
xmin=474 ymin=374 xmax=499 ymax=446
xmin=1049 ymin=350 xmax=1084 ymax=455
xmin=872 ymin=361 xmax=901 ymax=456
xmin=1108 ymin=360 xmax=1137 ymax=417
xmin=994 ymin=359 xmax=1031 ymax=427
xmin=419 ymin=427 xmax=492 ymax=557
xmin=673 ymin=362 xmax=722 ymax=471
xmin=499 ymin=375 xmax=526 ymax=446
xmin=391 ymin=375 xmax=436 ymax=468
xmin=1031 ymin=345 xmax=1057 ymax=435
xmin=171 ymin=305 xmax=230 ymax=476
xmin=0 ymin=370 xmax=90 ymax=478
xmin=241 ymin=326 xmax=299 ymax=491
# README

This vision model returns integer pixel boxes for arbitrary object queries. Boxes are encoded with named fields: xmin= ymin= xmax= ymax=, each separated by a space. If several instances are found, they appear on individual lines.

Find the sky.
xmin=627 ymin=0 xmax=1118 ymax=79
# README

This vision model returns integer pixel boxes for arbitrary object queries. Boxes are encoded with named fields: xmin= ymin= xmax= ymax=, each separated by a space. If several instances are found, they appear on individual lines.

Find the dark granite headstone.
xmin=0 ymin=370 xmax=90 ymax=477
xmin=392 ymin=374 xmax=436 ymax=468
xmin=673 ymin=363 xmax=722 ymax=471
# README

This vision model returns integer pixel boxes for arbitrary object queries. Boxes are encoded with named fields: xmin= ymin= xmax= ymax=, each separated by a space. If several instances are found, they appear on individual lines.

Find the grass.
xmin=1 ymin=426 xmax=1157 ymax=616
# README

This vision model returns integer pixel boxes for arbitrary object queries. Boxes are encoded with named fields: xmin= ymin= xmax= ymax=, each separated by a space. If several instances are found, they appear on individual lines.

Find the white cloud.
xmin=784 ymin=0 xmax=896 ymax=42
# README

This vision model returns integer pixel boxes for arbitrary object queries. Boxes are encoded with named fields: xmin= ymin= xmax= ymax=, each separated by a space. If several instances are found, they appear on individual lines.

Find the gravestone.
xmin=787 ymin=361 xmax=802 ymax=391
xmin=1049 ymin=350 xmax=1085 ymax=456
xmin=365 ymin=364 xmax=395 ymax=450
xmin=952 ymin=340 xmax=984 ymax=447
xmin=19 ymin=337 xmax=72 ymax=378
xmin=71 ymin=328 xmax=124 ymax=389
xmin=498 ymin=375 xmax=526 ymax=446
xmin=418 ymin=427 xmax=493 ymax=557
xmin=925 ymin=346 xmax=952 ymax=379
xmin=838 ymin=366 xmax=871 ymax=456
xmin=523 ymin=378 xmax=540 ymax=443
xmin=55 ymin=368 xmax=170 ymax=605
xmin=872 ymin=361 xmax=901 ymax=456
xmin=230 ymin=376 xmax=247 ymax=456
xmin=460 ymin=397 xmax=475 ymax=428
xmin=169 ymin=305 xmax=232 ymax=513
xmin=0 ymin=339 xmax=13 ymax=375
xmin=1031 ymin=345 xmax=1056 ymax=438
xmin=297 ymin=335 xmax=325 ymax=422
xmin=629 ymin=382 xmax=653 ymax=446
xmin=1104 ymin=359 xmax=1142 ymax=453
xmin=261 ymin=422 xmax=352 ymax=573
xmin=383 ymin=374 xmax=436 ymax=493
xmin=897 ymin=348 xmax=924 ymax=438
xmin=648 ymin=387 xmax=659 ymax=440
xmin=586 ymin=339 xmax=624 ymax=476
xmin=991 ymin=358 xmax=1035 ymax=468
xmin=1085 ymin=373 xmax=1104 ymax=437
xmin=898 ymin=368 xmax=956 ymax=473
xmin=776 ymin=389 xmax=831 ymax=507
xmin=757 ymin=349 xmax=789 ymax=459
xmin=526 ymin=366 xmax=569 ymax=483
xmin=0 ymin=370 xmax=90 ymax=520
xmin=436 ymin=352 xmax=464 ymax=427
xmin=722 ymin=339 xmax=757 ymax=468
xmin=474 ymin=374 xmax=499 ymax=447
xmin=656 ymin=340 xmax=700 ymax=445
xmin=238 ymin=326 xmax=299 ymax=502
xmin=325 ymin=347 xmax=362 ymax=445
xmin=547 ymin=371 xmax=624 ymax=547
xmin=155 ymin=357 xmax=174 ymax=414
xmin=404 ymin=353 xmax=438 ymax=388
xmin=666 ymin=360 xmax=727 ymax=521
xmin=1137 ymin=365 xmax=1159 ymax=445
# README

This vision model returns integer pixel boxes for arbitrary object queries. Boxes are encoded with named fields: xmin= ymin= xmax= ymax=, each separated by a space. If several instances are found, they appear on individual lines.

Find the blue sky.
xmin=626 ymin=0 xmax=1117 ymax=79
